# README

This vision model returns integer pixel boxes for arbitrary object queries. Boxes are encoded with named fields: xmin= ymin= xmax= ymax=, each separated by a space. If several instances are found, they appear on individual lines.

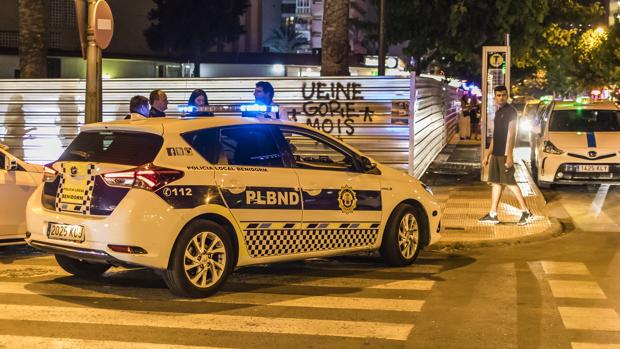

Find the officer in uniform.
xmin=242 ymin=81 xmax=285 ymax=120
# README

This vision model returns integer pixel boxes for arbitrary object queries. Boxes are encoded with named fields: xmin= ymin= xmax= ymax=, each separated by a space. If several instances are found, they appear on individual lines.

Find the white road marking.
xmin=590 ymin=184 xmax=611 ymax=217
xmin=250 ymin=263 xmax=444 ymax=274
xmin=548 ymin=280 xmax=607 ymax=299
xmin=231 ymin=274 xmax=435 ymax=290
xmin=0 ymin=264 xmax=436 ymax=290
xmin=541 ymin=261 xmax=590 ymax=275
xmin=0 ymin=335 xmax=233 ymax=349
xmin=558 ymin=307 xmax=620 ymax=331
xmin=0 ymin=282 xmax=424 ymax=312
xmin=270 ymin=296 xmax=425 ymax=312
xmin=0 ymin=304 xmax=414 ymax=341
xmin=572 ymin=343 xmax=620 ymax=349
xmin=369 ymin=280 xmax=435 ymax=291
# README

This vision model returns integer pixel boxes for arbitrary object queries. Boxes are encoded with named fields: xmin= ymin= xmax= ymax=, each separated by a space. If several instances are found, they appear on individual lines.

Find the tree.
xmin=322 ymin=0 xmax=350 ymax=76
xmin=380 ymin=0 xmax=549 ymax=81
xmin=263 ymin=28 xmax=309 ymax=53
xmin=145 ymin=0 xmax=249 ymax=78
xmin=515 ymin=1 xmax=607 ymax=96
xmin=18 ymin=0 xmax=47 ymax=78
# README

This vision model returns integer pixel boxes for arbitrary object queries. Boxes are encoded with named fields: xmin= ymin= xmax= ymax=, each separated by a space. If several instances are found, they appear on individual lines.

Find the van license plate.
xmin=47 ymin=223 xmax=85 ymax=243
xmin=576 ymin=165 xmax=609 ymax=173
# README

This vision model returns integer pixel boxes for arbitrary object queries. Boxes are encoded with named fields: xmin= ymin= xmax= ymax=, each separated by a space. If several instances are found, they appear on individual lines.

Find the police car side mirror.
xmin=360 ymin=156 xmax=376 ymax=172
xmin=5 ymin=158 xmax=17 ymax=171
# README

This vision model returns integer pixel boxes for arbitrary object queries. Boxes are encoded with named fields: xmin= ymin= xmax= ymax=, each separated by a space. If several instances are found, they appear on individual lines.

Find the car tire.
xmin=163 ymin=219 xmax=234 ymax=298
xmin=55 ymin=254 xmax=111 ymax=278
xmin=537 ymin=180 xmax=551 ymax=189
xmin=380 ymin=204 xmax=425 ymax=267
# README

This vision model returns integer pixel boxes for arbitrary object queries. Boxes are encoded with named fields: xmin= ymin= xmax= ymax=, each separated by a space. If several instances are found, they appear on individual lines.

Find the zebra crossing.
xmin=0 ymin=253 xmax=446 ymax=348
xmin=535 ymin=261 xmax=620 ymax=349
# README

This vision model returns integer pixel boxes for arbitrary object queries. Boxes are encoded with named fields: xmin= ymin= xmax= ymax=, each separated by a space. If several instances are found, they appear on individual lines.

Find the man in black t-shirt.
xmin=478 ymin=86 xmax=532 ymax=225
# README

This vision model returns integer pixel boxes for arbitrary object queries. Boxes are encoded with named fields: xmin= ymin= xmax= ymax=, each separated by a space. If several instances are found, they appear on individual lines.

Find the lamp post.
xmin=378 ymin=0 xmax=385 ymax=76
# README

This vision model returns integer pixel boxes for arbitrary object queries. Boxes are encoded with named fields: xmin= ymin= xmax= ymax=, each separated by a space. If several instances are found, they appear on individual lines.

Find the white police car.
xmin=0 ymin=144 xmax=43 ymax=245
xmin=531 ymin=99 xmax=620 ymax=188
xmin=26 ymin=117 xmax=441 ymax=297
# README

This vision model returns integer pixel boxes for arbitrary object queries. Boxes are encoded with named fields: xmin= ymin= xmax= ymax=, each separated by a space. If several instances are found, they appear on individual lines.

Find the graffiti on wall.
xmin=288 ymin=82 xmax=375 ymax=135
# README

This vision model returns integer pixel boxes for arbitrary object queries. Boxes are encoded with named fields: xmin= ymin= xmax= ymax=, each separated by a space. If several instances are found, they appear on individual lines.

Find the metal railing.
xmin=0 ymin=76 xmax=459 ymax=178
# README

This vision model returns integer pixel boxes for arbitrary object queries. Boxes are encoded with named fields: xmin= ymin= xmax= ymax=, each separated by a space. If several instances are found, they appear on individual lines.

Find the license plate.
xmin=47 ymin=223 xmax=85 ymax=243
xmin=576 ymin=165 xmax=609 ymax=173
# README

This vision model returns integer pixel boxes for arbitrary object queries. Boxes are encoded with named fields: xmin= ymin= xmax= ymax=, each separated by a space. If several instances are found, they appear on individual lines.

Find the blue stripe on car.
xmin=586 ymin=132 xmax=597 ymax=147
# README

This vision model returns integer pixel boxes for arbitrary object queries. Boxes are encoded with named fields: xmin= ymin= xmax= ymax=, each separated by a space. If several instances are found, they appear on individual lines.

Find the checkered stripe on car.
xmin=243 ymin=225 xmax=380 ymax=258
xmin=55 ymin=164 xmax=96 ymax=215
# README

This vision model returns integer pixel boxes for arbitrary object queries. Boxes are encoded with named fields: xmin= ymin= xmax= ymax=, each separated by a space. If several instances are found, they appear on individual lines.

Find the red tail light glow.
xmin=43 ymin=164 xmax=58 ymax=182
xmin=102 ymin=164 xmax=184 ymax=191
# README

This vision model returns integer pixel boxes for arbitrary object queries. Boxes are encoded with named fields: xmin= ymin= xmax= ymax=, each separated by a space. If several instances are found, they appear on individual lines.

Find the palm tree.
xmin=321 ymin=0 xmax=350 ymax=76
xmin=263 ymin=28 xmax=309 ymax=53
xmin=18 ymin=0 xmax=47 ymax=78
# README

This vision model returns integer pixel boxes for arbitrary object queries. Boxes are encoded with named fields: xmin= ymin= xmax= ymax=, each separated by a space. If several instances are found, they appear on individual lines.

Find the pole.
xmin=85 ymin=0 xmax=102 ymax=124
xmin=408 ymin=71 xmax=416 ymax=176
xmin=378 ymin=0 xmax=385 ymax=76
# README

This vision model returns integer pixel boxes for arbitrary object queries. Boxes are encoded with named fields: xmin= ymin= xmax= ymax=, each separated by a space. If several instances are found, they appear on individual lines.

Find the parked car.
xmin=26 ymin=117 xmax=442 ymax=297
xmin=531 ymin=99 xmax=620 ymax=188
xmin=0 ymin=144 xmax=43 ymax=245
xmin=517 ymin=99 xmax=540 ymax=144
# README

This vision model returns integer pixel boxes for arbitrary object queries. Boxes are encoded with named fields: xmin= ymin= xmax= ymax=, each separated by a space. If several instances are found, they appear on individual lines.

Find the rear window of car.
xmin=549 ymin=109 xmax=620 ymax=132
xmin=58 ymin=131 xmax=164 ymax=165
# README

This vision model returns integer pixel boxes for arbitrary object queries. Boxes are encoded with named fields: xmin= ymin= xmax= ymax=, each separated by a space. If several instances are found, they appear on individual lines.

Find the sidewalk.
xmin=421 ymin=136 xmax=561 ymax=248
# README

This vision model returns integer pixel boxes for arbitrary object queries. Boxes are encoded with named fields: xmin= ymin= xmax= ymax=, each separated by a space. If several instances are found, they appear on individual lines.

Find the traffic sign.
xmin=94 ymin=0 xmax=114 ymax=49
xmin=488 ymin=53 xmax=504 ymax=68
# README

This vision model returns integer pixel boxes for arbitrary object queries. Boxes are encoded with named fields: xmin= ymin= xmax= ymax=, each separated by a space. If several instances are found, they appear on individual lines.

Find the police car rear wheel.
xmin=164 ymin=220 xmax=233 ymax=298
xmin=380 ymin=204 xmax=423 ymax=267
xmin=54 ymin=254 xmax=111 ymax=278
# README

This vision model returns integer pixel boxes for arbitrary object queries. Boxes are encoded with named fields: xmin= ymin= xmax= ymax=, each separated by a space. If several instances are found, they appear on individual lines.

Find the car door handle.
xmin=223 ymin=185 xmax=246 ymax=194
xmin=304 ymin=188 xmax=322 ymax=196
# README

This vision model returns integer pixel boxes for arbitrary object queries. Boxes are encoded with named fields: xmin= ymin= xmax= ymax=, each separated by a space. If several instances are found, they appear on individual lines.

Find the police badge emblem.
xmin=338 ymin=185 xmax=357 ymax=214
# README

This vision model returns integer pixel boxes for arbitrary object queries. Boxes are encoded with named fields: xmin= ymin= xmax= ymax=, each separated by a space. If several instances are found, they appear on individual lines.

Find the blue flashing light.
xmin=177 ymin=104 xmax=197 ymax=114
xmin=240 ymin=104 xmax=279 ymax=113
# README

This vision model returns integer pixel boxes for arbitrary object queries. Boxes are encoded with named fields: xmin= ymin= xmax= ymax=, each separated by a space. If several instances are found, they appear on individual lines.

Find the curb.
xmin=427 ymin=217 xmax=565 ymax=251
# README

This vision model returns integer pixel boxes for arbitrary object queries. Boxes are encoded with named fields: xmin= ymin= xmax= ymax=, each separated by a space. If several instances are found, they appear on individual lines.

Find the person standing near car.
xmin=186 ymin=89 xmax=214 ymax=117
xmin=242 ymin=81 xmax=286 ymax=120
xmin=124 ymin=95 xmax=149 ymax=120
xmin=149 ymin=89 xmax=168 ymax=117
xmin=479 ymin=85 xmax=532 ymax=225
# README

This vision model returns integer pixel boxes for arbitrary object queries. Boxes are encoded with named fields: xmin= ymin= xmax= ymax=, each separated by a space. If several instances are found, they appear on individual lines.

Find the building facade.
xmin=0 ymin=0 xmax=380 ymax=78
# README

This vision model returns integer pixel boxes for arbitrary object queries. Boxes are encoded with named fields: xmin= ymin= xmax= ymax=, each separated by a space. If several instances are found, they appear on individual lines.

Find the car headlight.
xmin=421 ymin=182 xmax=434 ymax=196
xmin=520 ymin=119 xmax=532 ymax=132
xmin=543 ymin=140 xmax=564 ymax=155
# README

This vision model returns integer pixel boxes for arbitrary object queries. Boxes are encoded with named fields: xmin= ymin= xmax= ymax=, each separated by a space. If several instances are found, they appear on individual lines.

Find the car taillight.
xmin=102 ymin=164 xmax=184 ymax=191
xmin=43 ymin=164 xmax=58 ymax=182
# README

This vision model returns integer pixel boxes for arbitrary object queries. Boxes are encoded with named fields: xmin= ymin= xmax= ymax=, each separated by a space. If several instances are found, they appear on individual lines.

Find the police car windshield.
xmin=549 ymin=110 xmax=620 ymax=132
xmin=58 ymin=131 xmax=163 ymax=165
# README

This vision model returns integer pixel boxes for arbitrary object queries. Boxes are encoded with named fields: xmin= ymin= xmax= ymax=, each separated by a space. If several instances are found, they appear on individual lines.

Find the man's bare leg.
xmin=490 ymin=183 xmax=503 ymax=215
xmin=506 ymin=184 xmax=528 ymax=212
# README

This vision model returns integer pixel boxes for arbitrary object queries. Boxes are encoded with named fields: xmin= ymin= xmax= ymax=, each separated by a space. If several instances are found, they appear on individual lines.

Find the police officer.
xmin=149 ymin=89 xmax=168 ymax=117
xmin=242 ymin=81 xmax=285 ymax=119
xmin=124 ymin=95 xmax=149 ymax=120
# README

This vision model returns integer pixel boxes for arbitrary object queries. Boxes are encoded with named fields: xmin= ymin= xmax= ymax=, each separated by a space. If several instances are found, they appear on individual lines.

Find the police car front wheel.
xmin=380 ymin=204 xmax=424 ymax=267
xmin=163 ymin=219 xmax=234 ymax=298
xmin=54 ymin=254 xmax=111 ymax=278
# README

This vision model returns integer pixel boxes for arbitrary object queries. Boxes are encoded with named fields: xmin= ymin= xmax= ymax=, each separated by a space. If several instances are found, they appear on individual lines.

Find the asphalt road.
xmin=0 ymin=185 xmax=619 ymax=349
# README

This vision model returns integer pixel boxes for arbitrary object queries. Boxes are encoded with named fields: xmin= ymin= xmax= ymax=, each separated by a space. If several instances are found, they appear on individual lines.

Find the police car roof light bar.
xmin=177 ymin=104 xmax=279 ymax=114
